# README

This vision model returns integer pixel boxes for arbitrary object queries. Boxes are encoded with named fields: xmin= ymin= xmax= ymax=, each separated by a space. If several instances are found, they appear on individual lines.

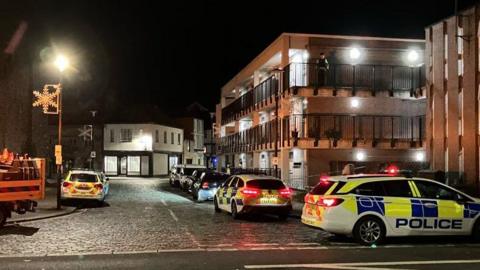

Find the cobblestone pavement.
xmin=0 ymin=178 xmax=330 ymax=256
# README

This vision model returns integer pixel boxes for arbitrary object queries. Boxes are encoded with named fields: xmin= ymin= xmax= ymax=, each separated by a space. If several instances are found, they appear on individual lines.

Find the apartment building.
xmin=426 ymin=4 xmax=480 ymax=192
xmin=103 ymin=123 xmax=183 ymax=176
xmin=216 ymin=33 xmax=427 ymax=189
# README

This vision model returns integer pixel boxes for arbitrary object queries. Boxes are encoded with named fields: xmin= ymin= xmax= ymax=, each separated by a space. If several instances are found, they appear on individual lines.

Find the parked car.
xmin=214 ymin=175 xmax=293 ymax=220
xmin=191 ymin=172 xmax=230 ymax=202
xmin=61 ymin=169 xmax=110 ymax=204
xmin=180 ymin=168 xmax=209 ymax=192
xmin=170 ymin=164 xmax=205 ymax=187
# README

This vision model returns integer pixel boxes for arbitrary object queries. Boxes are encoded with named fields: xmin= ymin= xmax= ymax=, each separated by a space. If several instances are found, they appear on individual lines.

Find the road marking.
xmin=244 ymin=259 xmax=480 ymax=269
xmin=244 ymin=243 xmax=280 ymax=247
xmin=160 ymin=199 xmax=168 ymax=206
xmin=168 ymin=209 xmax=178 ymax=222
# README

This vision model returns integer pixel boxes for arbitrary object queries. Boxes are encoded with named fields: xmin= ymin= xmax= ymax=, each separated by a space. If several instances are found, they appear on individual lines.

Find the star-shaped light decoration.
xmin=33 ymin=84 xmax=61 ymax=114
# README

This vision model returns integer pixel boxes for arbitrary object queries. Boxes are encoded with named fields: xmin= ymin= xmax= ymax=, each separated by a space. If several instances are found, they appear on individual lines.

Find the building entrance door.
xmin=120 ymin=156 xmax=127 ymax=175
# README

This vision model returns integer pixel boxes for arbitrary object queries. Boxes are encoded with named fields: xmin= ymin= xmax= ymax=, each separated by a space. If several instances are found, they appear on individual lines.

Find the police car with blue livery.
xmin=301 ymin=173 xmax=480 ymax=245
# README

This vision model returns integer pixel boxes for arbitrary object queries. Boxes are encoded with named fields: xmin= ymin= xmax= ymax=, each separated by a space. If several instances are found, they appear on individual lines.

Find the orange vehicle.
xmin=0 ymin=154 xmax=46 ymax=228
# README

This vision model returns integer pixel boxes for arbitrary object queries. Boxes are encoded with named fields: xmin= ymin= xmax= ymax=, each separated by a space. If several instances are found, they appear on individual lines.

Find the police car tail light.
xmin=94 ymin=183 xmax=103 ymax=190
xmin=279 ymin=188 xmax=292 ymax=198
xmin=202 ymin=182 xmax=209 ymax=189
xmin=317 ymin=198 xmax=344 ymax=207
xmin=62 ymin=182 xmax=72 ymax=188
xmin=385 ymin=165 xmax=399 ymax=175
xmin=241 ymin=188 xmax=260 ymax=197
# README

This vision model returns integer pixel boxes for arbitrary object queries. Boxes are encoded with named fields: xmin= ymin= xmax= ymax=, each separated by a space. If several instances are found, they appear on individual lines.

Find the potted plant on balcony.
xmin=325 ymin=128 xmax=341 ymax=148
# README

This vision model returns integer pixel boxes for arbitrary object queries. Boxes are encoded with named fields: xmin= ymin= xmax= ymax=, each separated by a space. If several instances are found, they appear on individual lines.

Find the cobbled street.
xmin=0 ymin=178 xmax=330 ymax=256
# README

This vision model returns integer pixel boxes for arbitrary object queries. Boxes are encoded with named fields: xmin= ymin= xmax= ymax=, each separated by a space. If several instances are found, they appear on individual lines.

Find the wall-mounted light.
xmin=355 ymin=151 xmax=366 ymax=161
xmin=350 ymin=98 xmax=360 ymax=108
xmin=349 ymin=47 xmax=361 ymax=62
xmin=415 ymin=151 xmax=425 ymax=162
xmin=406 ymin=49 xmax=419 ymax=64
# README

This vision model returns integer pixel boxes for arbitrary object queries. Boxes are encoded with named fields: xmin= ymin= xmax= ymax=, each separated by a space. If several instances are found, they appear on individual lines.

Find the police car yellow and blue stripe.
xmin=301 ymin=175 xmax=480 ymax=245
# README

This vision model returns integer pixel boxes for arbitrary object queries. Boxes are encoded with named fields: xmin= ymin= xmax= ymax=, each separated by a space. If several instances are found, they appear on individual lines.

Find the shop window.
xmin=155 ymin=130 xmax=159 ymax=143
xmin=110 ymin=129 xmax=115 ymax=143
xmin=171 ymin=132 xmax=174 ymax=144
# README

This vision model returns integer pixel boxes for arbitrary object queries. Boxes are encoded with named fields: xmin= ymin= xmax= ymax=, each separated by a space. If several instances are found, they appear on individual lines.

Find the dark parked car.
xmin=180 ymin=168 xmax=209 ymax=192
xmin=191 ymin=172 xmax=230 ymax=202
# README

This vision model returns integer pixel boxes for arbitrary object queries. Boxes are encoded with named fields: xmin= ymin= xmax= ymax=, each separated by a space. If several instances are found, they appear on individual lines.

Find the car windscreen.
xmin=247 ymin=179 xmax=285 ymax=190
xmin=203 ymin=174 xmax=229 ymax=183
xmin=183 ymin=168 xmax=196 ymax=175
xmin=310 ymin=181 xmax=335 ymax=195
xmin=69 ymin=173 xmax=98 ymax=183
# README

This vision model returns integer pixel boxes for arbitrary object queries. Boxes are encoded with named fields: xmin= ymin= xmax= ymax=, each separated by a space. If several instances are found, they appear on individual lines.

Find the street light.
xmin=54 ymin=54 xmax=70 ymax=73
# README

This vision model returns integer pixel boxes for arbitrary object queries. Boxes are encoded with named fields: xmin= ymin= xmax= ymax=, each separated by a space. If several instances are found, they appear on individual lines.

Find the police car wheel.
xmin=214 ymin=196 xmax=221 ymax=213
xmin=231 ymin=202 xmax=239 ymax=219
xmin=353 ymin=216 xmax=386 ymax=245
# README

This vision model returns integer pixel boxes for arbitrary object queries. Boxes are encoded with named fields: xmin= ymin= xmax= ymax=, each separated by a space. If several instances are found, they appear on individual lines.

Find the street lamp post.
xmin=53 ymin=55 xmax=69 ymax=210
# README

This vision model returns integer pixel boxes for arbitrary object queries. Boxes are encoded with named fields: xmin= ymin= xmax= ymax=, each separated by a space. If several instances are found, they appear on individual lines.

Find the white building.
xmin=177 ymin=117 xmax=205 ymax=166
xmin=103 ymin=123 xmax=183 ymax=176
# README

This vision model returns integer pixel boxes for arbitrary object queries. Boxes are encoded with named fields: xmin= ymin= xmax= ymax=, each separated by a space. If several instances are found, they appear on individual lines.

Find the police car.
xmin=301 ymin=174 xmax=480 ymax=245
xmin=214 ymin=175 xmax=293 ymax=220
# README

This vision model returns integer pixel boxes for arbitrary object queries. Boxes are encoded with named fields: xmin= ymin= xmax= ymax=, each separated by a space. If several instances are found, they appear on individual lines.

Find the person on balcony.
xmin=316 ymin=53 xmax=329 ymax=87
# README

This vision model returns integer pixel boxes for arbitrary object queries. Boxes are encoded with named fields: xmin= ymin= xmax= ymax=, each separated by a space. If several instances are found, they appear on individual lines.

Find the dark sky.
xmin=6 ymin=0 xmax=479 ymax=113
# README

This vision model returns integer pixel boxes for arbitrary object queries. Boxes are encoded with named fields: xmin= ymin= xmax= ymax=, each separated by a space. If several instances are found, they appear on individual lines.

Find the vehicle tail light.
xmin=279 ymin=187 xmax=292 ymax=198
xmin=385 ymin=165 xmax=399 ymax=175
xmin=94 ymin=183 xmax=103 ymax=190
xmin=62 ymin=182 xmax=72 ymax=188
xmin=241 ymin=188 xmax=260 ymax=197
xmin=316 ymin=198 xmax=344 ymax=207
xmin=202 ymin=182 xmax=209 ymax=189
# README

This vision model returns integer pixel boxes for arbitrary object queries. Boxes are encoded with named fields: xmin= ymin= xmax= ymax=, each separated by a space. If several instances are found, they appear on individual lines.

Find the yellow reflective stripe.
xmin=409 ymin=181 xmax=421 ymax=197
xmin=337 ymin=180 xmax=367 ymax=193
xmin=324 ymin=182 xmax=338 ymax=195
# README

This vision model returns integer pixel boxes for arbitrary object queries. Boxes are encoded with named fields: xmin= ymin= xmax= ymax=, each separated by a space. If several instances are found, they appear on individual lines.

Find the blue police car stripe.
xmin=356 ymin=196 xmax=385 ymax=215
xmin=411 ymin=199 xmax=438 ymax=218
xmin=236 ymin=198 xmax=243 ymax=205
xmin=464 ymin=203 xmax=480 ymax=219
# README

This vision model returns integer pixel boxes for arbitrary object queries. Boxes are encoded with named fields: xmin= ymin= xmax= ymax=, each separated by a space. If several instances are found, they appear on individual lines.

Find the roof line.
xmin=283 ymin=32 xmax=424 ymax=43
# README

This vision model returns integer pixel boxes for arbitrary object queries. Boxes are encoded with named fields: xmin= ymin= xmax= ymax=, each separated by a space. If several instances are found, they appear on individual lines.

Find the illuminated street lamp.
xmin=54 ymin=54 xmax=70 ymax=72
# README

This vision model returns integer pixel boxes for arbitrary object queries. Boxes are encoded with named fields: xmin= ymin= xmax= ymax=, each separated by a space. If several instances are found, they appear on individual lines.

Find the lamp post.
xmin=53 ymin=54 xmax=69 ymax=210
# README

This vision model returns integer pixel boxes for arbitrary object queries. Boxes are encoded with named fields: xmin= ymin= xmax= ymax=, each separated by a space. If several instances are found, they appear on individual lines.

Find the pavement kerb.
xmin=6 ymin=206 xmax=78 ymax=224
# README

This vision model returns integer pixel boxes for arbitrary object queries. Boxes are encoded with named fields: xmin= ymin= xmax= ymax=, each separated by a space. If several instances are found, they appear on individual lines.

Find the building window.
xmin=171 ymin=132 xmax=174 ymax=144
xmin=120 ymin=129 xmax=132 ymax=142
xmin=178 ymin=133 xmax=181 ymax=145
xmin=164 ymin=131 xmax=167 ymax=143
xmin=155 ymin=130 xmax=159 ymax=143
xmin=110 ymin=129 xmax=115 ymax=143
xmin=186 ymin=158 xmax=193 ymax=165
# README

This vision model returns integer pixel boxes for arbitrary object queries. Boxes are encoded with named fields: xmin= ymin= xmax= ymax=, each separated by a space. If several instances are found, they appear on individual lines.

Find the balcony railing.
xmin=219 ymin=119 xmax=279 ymax=154
xmin=283 ymin=63 xmax=426 ymax=95
xmin=283 ymin=114 xmax=425 ymax=147
xmin=219 ymin=114 xmax=425 ymax=154
xmin=221 ymin=76 xmax=278 ymax=125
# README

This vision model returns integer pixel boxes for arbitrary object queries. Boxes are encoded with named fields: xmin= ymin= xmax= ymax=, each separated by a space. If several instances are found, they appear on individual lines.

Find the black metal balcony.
xmin=221 ymin=76 xmax=278 ymax=125
xmin=219 ymin=114 xmax=425 ymax=154
xmin=283 ymin=63 xmax=426 ymax=96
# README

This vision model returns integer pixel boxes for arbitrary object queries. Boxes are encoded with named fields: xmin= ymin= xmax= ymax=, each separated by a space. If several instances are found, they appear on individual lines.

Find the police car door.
xmin=225 ymin=177 xmax=239 ymax=212
xmin=412 ymin=180 xmax=467 ymax=235
xmin=218 ymin=176 xmax=234 ymax=210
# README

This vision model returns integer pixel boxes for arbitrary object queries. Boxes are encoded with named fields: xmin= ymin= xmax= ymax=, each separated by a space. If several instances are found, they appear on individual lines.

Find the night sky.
xmin=5 ymin=0 xmax=479 ymax=114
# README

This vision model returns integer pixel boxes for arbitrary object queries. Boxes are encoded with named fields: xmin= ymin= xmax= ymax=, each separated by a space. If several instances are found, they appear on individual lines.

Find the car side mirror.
xmin=105 ymin=177 xmax=110 ymax=182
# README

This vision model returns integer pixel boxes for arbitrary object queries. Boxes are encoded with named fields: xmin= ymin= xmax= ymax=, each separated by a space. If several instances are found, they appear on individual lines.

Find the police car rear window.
xmin=310 ymin=181 xmax=335 ymax=195
xmin=247 ymin=180 xmax=285 ymax=190
xmin=70 ymin=173 xmax=97 ymax=183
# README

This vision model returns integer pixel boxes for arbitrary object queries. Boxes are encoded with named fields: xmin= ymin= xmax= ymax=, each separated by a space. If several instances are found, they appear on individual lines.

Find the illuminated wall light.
xmin=355 ymin=152 xmax=366 ymax=161
xmin=350 ymin=98 xmax=360 ymax=108
xmin=349 ymin=47 xmax=361 ymax=61
xmin=415 ymin=152 xmax=425 ymax=162
xmin=407 ymin=50 xmax=419 ymax=63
